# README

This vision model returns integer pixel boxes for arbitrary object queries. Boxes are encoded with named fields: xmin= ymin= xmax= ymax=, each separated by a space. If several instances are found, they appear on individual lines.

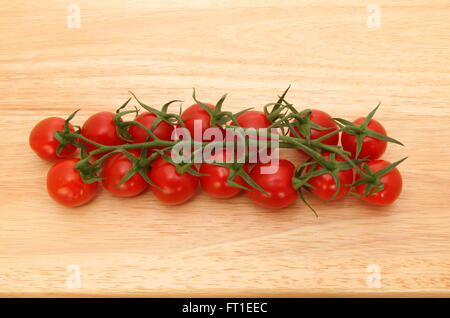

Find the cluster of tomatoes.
xmin=29 ymin=91 xmax=405 ymax=211
xmin=244 ymin=106 xmax=404 ymax=210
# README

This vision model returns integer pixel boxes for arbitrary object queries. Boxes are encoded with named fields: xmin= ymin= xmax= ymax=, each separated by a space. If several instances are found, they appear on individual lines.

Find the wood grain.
xmin=0 ymin=0 xmax=449 ymax=297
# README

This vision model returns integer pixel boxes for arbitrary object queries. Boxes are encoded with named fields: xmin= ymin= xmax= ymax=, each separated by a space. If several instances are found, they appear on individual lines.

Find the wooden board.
xmin=0 ymin=0 xmax=449 ymax=297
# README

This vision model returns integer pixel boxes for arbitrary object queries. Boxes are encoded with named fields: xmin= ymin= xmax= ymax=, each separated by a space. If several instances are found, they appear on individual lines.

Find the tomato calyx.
xmin=263 ymin=85 xmax=291 ymax=124
xmin=192 ymin=89 xmax=252 ymax=128
xmin=264 ymin=88 xmax=342 ymax=154
xmin=76 ymin=146 xmax=158 ymax=188
xmin=160 ymin=148 xmax=268 ymax=195
xmin=112 ymin=148 xmax=156 ymax=189
xmin=264 ymin=86 xmax=342 ymax=132
xmin=74 ymin=153 xmax=103 ymax=184
xmin=350 ymin=157 xmax=407 ymax=197
xmin=39 ymin=87 xmax=408 ymax=212
xmin=292 ymin=154 xmax=364 ymax=216
xmin=333 ymin=103 xmax=404 ymax=159
xmin=112 ymin=97 xmax=138 ymax=142
xmin=212 ymin=161 xmax=267 ymax=194
xmin=130 ymin=91 xmax=184 ymax=127
xmin=113 ymin=93 xmax=184 ymax=142
xmin=287 ymin=110 xmax=332 ymax=138
xmin=53 ymin=109 xmax=83 ymax=156
xmin=268 ymin=91 xmax=334 ymax=140
xmin=157 ymin=150 xmax=204 ymax=178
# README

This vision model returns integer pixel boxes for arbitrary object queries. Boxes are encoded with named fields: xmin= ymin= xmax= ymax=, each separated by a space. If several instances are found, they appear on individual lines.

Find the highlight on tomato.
xmin=199 ymin=149 xmax=248 ymax=199
xmin=354 ymin=159 xmax=404 ymax=205
xmin=289 ymin=109 xmax=339 ymax=156
xmin=128 ymin=111 xmax=174 ymax=147
xmin=234 ymin=110 xmax=278 ymax=163
xmin=101 ymin=150 xmax=150 ymax=197
xmin=179 ymin=91 xmax=246 ymax=142
xmin=305 ymin=152 xmax=354 ymax=201
xmin=235 ymin=110 xmax=271 ymax=129
xmin=47 ymin=158 xmax=98 ymax=207
xmin=80 ymin=111 xmax=124 ymax=157
xmin=341 ymin=117 xmax=387 ymax=160
xmin=180 ymin=102 xmax=216 ymax=141
xmin=149 ymin=156 xmax=199 ymax=205
xmin=29 ymin=117 xmax=77 ymax=161
xmin=246 ymin=159 xmax=298 ymax=209
xmin=335 ymin=104 xmax=404 ymax=160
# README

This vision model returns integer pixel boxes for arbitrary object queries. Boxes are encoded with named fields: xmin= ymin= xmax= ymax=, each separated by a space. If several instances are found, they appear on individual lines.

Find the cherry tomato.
xmin=235 ymin=110 xmax=276 ymax=163
xmin=180 ymin=103 xmax=216 ymax=141
xmin=236 ymin=110 xmax=271 ymax=129
xmin=81 ymin=112 xmax=124 ymax=157
xmin=29 ymin=117 xmax=77 ymax=161
xmin=355 ymin=160 xmax=402 ymax=205
xmin=128 ymin=112 xmax=174 ymax=152
xmin=305 ymin=152 xmax=354 ymax=201
xmin=246 ymin=159 xmax=297 ymax=209
xmin=289 ymin=109 xmax=339 ymax=156
xmin=47 ymin=158 xmax=98 ymax=207
xmin=341 ymin=117 xmax=387 ymax=160
xmin=149 ymin=156 xmax=199 ymax=205
xmin=102 ymin=150 xmax=149 ymax=197
xmin=199 ymin=150 xmax=248 ymax=199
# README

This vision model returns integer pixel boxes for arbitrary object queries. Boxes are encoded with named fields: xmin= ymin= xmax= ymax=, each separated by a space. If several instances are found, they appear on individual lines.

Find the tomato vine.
xmin=30 ymin=87 xmax=407 ymax=212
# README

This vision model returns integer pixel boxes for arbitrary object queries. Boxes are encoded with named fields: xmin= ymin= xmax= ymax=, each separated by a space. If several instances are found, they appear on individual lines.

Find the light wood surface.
xmin=0 ymin=0 xmax=449 ymax=297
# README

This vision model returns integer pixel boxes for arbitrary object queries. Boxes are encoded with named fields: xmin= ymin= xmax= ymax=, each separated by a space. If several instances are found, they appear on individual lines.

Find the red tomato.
xmin=306 ymin=152 xmax=354 ymax=201
xmin=128 ymin=112 xmax=174 ymax=147
xmin=236 ymin=110 xmax=271 ymax=129
xmin=234 ymin=110 xmax=276 ymax=163
xmin=355 ymin=160 xmax=402 ymax=205
xmin=246 ymin=159 xmax=297 ymax=209
xmin=80 ymin=112 xmax=124 ymax=157
xmin=149 ymin=156 xmax=199 ymax=205
xmin=199 ymin=150 xmax=248 ymax=199
xmin=47 ymin=158 xmax=98 ymax=207
xmin=102 ymin=150 xmax=149 ymax=197
xmin=289 ymin=109 xmax=339 ymax=156
xmin=341 ymin=118 xmax=387 ymax=160
xmin=29 ymin=117 xmax=77 ymax=161
xmin=180 ymin=103 xmax=216 ymax=141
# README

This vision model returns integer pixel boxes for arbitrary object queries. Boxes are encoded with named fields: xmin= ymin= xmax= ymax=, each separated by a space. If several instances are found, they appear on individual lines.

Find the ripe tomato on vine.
xmin=149 ymin=156 xmax=199 ymax=205
xmin=29 ymin=88 xmax=406 ymax=212
xmin=102 ymin=150 xmax=150 ymax=197
xmin=29 ymin=117 xmax=77 ymax=161
xmin=47 ymin=159 xmax=98 ymax=207
xmin=246 ymin=159 xmax=298 ymax=209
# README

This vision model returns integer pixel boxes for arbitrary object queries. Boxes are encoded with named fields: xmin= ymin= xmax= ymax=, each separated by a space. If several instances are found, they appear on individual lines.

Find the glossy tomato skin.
xmin=246 ymin=159 xmax=297 ymax=209
xmin=81 ymin=112 xmax=124 ymax=156
xmin=29 ymin=117 xmax=77 ymax=161
xmin=236 ymin=110 xmax=271 ymax=129
xmin=180 ymin=103 xmax=215 ymax=141
xmin=341 ymin=117 xmax=387 ymax=160
xmin=235 ymin=110 xmax=276 ymax=163
xmin=47 ymin=159 xmax=98 ymax=207
xmin=102 ymin=150 xmax=149 ymax=197
xmin=289 ymin=109 xmax=339 ymax=156
xmin=149 ymin=157 xmax=199 ymax=205
xmin=355 ymin=160 xmax=402 ymax=205
xmin=128 ymin=112 xmax=174 ymax=146
xmin=200 ymin=150 xmax=248 ymax=199
xmin=306 ymin=152 xmax=354 ymax=201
